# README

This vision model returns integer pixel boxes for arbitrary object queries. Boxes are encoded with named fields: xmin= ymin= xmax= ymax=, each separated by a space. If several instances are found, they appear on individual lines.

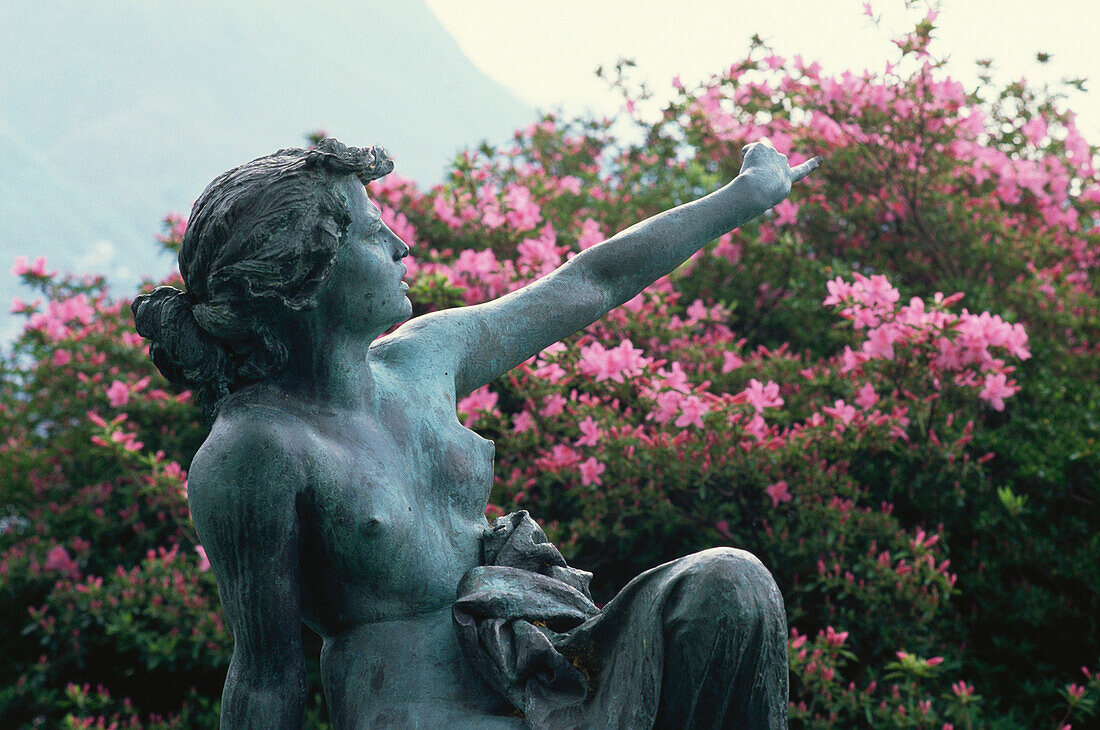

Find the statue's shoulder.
xmin=370 ymin=311 xmax=461 ymax=384
xmin=188 ymin=386 xmax=315 ymax=506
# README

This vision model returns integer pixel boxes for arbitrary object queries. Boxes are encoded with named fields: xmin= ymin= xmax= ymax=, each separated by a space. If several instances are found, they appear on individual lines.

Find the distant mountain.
xmin=0 ymin=0 xmax=533 ymax=342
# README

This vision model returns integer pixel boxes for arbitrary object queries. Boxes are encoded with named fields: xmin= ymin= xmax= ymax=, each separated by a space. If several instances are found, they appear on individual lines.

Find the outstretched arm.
xmin=382 ymin=143 xmax=821 ymax=395
xmin=562 ymin=144 xmax=820 ymax=312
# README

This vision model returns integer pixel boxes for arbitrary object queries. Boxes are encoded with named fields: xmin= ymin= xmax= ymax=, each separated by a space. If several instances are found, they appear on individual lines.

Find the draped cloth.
xmin=453 ymin=511 xmax=789 ymax=729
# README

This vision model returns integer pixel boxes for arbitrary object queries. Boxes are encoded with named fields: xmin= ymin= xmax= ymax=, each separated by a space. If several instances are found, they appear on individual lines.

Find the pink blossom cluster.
xmin=577 ymin=338 xmax=652 ymax=383
xmin=432 ymin=180 xmax=542 ymax=233
xmin=87 ymin=410 xmax=144 ymax=453
xmin=825 ymin=273 xmax=1029 ymax=411
xmin=456 ymin=385 xmax=500 ymax=427
xmin=11 ymin=255 xmax=54 ymax=278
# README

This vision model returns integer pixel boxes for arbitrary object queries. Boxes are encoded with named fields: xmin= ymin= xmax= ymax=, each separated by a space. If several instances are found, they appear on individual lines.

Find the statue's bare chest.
xmin=297 ymin=389 xmax=494 ymax=632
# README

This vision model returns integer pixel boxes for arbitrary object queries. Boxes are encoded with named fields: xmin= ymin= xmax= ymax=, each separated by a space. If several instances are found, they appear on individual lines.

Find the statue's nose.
xmin=388 ymin=231 xmax=411 ymax=261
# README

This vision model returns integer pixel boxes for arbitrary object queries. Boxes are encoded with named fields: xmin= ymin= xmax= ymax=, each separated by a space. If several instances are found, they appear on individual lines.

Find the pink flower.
xmin=45 ymin=545 xmax=79 ymax=578
xmin=121 ymin=331 xmax=145 ymax=348
xmin=106 ymin=380 xmax=130 ymax=408
xmin=52 ymin=349 xmax=72 ymax=367
xmin=822 ymin=399 xmax=857 ymax=426
xmin=979 ymin=372 xmax=1017 ymax=411
xmin=195 ymin=545 xmax=211 ymax=572
xmin=433 ymin=194 xmax=462 ymax=228
xmin=558 ymin=176 xmax=582 ymax=195
xmin=722 ymin=351 xmax=744 ymax=373
xmin=765 ymin=480 xmax=792 ymax=507
xmin=503 ymin=184 xmax=542 ymax=231
xmin=577 ymin=339 xmax=651 ymax=383
xmin=577 ymin=218 xmax=605 ymax=249
xmin=685 ymin=299 xmax=709 ymax=322
xmin=536 ymin=444 xmax=580 ymax=472
xmin=541 ymin=393 xmax=567 ymax=417
xmin=658 ymin=362 xmax=691 ymax=393
xmin=578 ymin=457 xmax=606 ymax=486
xmin=675 ymin=395 xmax=710 ymax=429
xmin=840 ymin=346 xmax=867 ymax=373
xmin=380 ymin=205 xmax=418 ymax=251
xmin=854 ymin=382 xmax=878 ymax=409
xmin=744 ymin=379 xmax=783 ymax=412
xmin=476 ymin=184 xmax=506 ymax=229
xmin=532 ymin=360 xmax=565 ymax=385
xmin=1004 ymin=322 xmax=1031 ymax=360
xmin=824 ymin=277 xmax=855 ymax=306
xmin=824 ymin=626 xmax=849 ymax=647
xmin=862 ymin=325 xmax=898 ymax=360
xmin=650 ymin=390 xmax=685 ymax=425
xmin=857 ymin=273 xmax=901 ymax=309
xmin=11 ymin=255 xmax=51 ymax=277
xmin=457 ymin=386 xmax=499 ymax=426
xmin=517 ymin=224 xmax=560 ymax=276
xmin=1021 ymin=118 xmax=1047 ymax=146
xmin=951 ymin=681 xmax=974 ymax=698
xmin=773 ymin=199 xmax=799 ymax=226
xmin=575 ymin=416 xmax=602 ymax=447
xmin=109 ymin=429 xmax=143 ymax=452
xmin=513 ymin=411 xmax=535 ymax=433
xmin=743 ymin=414 xmax=768 ymax=442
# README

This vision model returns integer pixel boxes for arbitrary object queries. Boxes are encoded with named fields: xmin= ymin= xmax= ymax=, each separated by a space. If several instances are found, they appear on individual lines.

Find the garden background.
xmin=2 ymin=2 xmax=1099 ymax=728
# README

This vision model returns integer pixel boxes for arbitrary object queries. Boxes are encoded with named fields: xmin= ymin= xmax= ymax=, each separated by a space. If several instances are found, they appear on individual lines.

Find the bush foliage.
xmin=2 ymin=5 xmax=1098 ymax=728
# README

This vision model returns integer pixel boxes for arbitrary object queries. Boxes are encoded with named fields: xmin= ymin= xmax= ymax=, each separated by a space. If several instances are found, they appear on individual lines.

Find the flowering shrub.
xmin=2 ymin=2 xmax=1098 ymax=727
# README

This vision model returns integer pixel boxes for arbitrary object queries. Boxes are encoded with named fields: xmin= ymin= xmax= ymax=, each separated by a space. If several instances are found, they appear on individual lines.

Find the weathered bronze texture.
xmin=133 ymin=138 xmax=820 ymax=728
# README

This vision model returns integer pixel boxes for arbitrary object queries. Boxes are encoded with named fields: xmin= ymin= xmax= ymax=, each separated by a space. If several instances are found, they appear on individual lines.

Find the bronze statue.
xmin=133 ymin=138 xmax=820 ymax=729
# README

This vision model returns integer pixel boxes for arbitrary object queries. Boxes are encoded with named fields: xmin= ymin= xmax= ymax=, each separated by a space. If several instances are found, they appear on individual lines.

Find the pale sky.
xmin=423 ymin=0 xmax=1100 ymax=141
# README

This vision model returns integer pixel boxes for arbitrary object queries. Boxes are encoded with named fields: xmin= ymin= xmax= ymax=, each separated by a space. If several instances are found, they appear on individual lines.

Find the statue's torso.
xmin=227 ymin=366 xmax=522 ymax=728
xmin=294 ymin=378 xmax=492 ymax=632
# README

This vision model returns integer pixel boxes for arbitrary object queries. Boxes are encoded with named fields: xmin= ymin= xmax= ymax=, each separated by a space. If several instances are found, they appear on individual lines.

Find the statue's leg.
xmin=533 ymin=546 xmax=787 ymax=729
xmin=652 ymin=547 xmax=788 ymax=730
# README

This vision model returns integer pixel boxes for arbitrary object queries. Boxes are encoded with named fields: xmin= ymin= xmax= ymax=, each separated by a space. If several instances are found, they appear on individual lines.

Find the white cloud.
xmin=74 ymin=239 xmax=116 ymax=273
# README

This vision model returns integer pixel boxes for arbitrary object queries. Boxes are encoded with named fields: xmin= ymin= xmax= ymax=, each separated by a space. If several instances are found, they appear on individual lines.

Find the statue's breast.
xmin=427 ymin=420 xmax=495 ymax=514
xmin=376 ymin=381 xmax=496 ymax=517
xmin=297 ymin=416 xmax=487 ymax=632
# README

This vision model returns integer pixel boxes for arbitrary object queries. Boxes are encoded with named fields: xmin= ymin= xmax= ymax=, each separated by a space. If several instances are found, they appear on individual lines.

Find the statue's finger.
xmin=790 ymin=156 xmax=823 ymax=182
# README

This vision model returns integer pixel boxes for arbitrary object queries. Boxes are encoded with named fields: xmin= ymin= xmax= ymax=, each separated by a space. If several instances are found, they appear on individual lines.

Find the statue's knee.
xmin=670 ymin=547 xmax=784 ymax=627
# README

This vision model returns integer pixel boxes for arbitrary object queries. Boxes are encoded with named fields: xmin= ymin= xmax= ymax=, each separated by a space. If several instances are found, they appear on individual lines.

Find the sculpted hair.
xmin=132 ymin=138 xmax=394 ymax=423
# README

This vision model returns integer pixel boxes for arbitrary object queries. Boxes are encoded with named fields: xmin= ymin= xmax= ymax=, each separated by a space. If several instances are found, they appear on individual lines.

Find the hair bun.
xmin=132 ymin=286 xmax=229 ymax=418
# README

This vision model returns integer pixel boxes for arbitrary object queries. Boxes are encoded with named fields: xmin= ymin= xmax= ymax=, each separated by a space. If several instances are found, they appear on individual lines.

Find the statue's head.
xmin=132 ymin=138 xmax=393 ymax=422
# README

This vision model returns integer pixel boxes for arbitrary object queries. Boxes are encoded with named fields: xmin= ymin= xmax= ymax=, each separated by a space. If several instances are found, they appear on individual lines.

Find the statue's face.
xmin=313 ymin=177 xmax=412 ymax=337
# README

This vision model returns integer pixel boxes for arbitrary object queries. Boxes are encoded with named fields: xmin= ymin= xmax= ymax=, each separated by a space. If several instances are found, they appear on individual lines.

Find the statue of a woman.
xmin=133 ymin=138 xmax=820 ymax=729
